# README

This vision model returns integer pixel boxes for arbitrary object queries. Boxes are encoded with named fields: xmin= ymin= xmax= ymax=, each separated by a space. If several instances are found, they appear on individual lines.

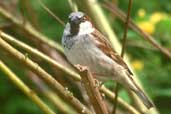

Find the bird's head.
xmin=66 ymin=12 xmax=94 ymax=36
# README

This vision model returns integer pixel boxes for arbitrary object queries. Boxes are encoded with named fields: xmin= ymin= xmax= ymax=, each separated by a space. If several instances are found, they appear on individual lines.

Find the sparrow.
xmin=62 ymin=11 xmax=154 ymax=109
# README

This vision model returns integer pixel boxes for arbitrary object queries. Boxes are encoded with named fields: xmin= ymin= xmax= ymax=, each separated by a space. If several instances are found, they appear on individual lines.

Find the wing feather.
xmin=91 ymin=29 xmax=133 ymax=75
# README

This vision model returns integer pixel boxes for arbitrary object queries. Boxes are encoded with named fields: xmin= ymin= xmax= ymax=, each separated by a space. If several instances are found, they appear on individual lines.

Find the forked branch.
xmin=76 ymin=65 xmax=109 ymax=114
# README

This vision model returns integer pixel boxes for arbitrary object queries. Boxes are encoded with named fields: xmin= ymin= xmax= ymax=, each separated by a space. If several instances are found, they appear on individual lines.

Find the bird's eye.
xmin=81 ymin=16 xmax=87 ymax=22
xmin=83 ymin=16 xmax=87 ymax=20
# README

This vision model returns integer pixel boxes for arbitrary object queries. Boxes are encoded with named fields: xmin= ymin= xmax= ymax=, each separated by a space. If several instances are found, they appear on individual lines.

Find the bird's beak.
xmin=70 ymin=17 xmax=80 ymax=25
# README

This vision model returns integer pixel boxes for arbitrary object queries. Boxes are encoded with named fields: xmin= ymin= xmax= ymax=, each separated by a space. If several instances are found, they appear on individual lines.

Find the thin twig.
xmin=77 ymin=66 xmax=109 ymax=114
xmin=0 ymin=60 xmax=55 ymax=114
xmin=0 ymin=22 xmax=12 ymax=29
xmin=37 ymin=0 xmax=65 ymax=26
xmin=0 ymin=37 xmax=94 ymax=114
xmin=28 ymin=71 xmax=78 ymax=114
xmin=19 ymin=0 xmax=40 ymax=30
xmin=100 ymin=85 xmax=141 ymax=114
xmin=113 ymin=0 xmax=132 ymax=114
xmin=112 ymin=84 xmax=120 ymax=114
xmin=0 ymin=31 xmax=80 ymax=81
xmin=102 ymin=2 xmax=171 ymax=58
xmin=127 ymin=41 xmax=157 ymax=51
xmin=0 ymin=6 xmax=63 ymax=53
xmin=120 ymin=0 xmax=132 ymax=57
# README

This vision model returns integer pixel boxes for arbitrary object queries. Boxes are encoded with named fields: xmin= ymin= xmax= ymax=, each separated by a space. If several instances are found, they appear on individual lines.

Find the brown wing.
xmin=91 ymin=29 xmax=133 ymax=75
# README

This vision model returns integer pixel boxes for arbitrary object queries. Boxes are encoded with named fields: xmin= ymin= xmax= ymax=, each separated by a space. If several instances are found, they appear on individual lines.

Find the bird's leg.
xmin=93 ymin=79 xmax=103 ymax=88
xmin=91 ymin=73 xmax=104 ymax=87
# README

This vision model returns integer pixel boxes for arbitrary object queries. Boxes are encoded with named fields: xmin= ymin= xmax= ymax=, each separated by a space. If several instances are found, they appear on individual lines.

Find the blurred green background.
xmin=0 ymin=0 xmax=171 ymax=114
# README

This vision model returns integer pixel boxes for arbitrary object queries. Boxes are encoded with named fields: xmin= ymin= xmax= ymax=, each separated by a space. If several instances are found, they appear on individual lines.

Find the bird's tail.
xmin=134 ymin=87 xmax=154 ymax=109
xmin=126 ymin=74 xmax=154 ymax=109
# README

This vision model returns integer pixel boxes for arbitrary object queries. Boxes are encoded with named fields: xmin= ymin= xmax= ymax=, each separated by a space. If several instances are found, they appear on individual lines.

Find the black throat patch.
xmin=70 ymin=23 xmax=79 ymax=36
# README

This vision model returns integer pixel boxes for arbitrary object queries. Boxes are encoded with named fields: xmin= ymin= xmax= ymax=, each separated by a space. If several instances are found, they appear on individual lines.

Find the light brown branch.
xmin=0 ymin=60 xmax=55 ymax=114
xmin=0 ymin=31 xmax=80 ymax=81
xmin=28 ymin=71 xmax=78 ymax=114
xmin=100 ymin=86 xmax=141 ymax=114
xmin=77 ymin=65 xmax=109 ymax=114
xmin=0 ymin=6 xmax=63 ymax=53
xmin=0 ymin=37 xmax=94 ymax=114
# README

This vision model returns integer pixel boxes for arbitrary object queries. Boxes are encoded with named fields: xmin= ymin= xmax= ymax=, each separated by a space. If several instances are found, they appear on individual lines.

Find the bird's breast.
xmin=63 ymin=34 xmax=116 ymax=76
xmin=64 ymin=34 xmax=95 ymax=65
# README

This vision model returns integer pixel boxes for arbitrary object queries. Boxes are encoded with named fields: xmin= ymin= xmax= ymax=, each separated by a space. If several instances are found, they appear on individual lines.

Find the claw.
xmin=94 ymin=79 xmax=103 ymax=87
xmin=74 ymin=64 xmax=87 ymax=71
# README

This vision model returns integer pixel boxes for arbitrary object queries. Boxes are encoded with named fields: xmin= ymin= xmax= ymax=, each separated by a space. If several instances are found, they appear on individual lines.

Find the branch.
xmin=0 ymin=37 xmax=94 ymax=114
xmin=19 ymin=0 xmax=40 ymax=30
xmin=0 ymin=60 xmax=55 ymax=114
xmin=103 ymin=2 xmax=171 ymax=58
xmin=0 ymin=6 xmax=63 ymax=53
xmin=127 ymin=40 xmax=157 ymax=51
xmin=28 ymin=71 xmax=78 ymax=114
xmin=77 ymin=65 xmax=109 ymax=114
xmin=113 ymin=0 xmax=132 ymax=114
xmin=37 ymin=0 xmax=65 ymax=26
xmin=0 ymin=31 xmax=80 ymax=81
xmin=100 ymin=86 xmax=141 ymax=114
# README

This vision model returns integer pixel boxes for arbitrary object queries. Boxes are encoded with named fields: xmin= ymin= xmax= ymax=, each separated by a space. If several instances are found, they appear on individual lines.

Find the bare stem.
xmin=19 ymin=0 xmax=40 ymax=30
xmin=0 ymin=60 xmax=55 ymax=114
xmin=120 ymin=0 xmax=132 ymax=57
xmin=37 ymin=0 xmax=65 ymax=26
xmin=100 ymin=85 xmax=141 ymax=114
xmin=77 ymin=66 xmax=109 ymax=114
xmin=113 ymin=0 xmax=132 ymax=114
xmin=28 ymin=72 xmax=78 ymax=114
xmin=0 ymin=37 xmax=94 ymax=114
xmin=0 ymin=31 xmax=80 ymax=81
xmin=112 ymin=84 xmax=120 ymax=114
xmin=103 ymin=2 xmax=171 ymax=58
xmin=0 ymin=6 xmax=63 ymax=53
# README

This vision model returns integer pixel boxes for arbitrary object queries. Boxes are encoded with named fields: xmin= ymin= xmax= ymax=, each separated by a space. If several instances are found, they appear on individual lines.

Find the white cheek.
xmin=63 ymin=23 xmax=70 ymax=35
xmin=78 ymin=21 xmax=94 ymax=35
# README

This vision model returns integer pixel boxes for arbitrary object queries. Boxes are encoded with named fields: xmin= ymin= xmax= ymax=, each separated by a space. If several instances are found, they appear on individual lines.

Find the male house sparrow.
xmin=62 ymin=12 xmax=154 ymax=109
